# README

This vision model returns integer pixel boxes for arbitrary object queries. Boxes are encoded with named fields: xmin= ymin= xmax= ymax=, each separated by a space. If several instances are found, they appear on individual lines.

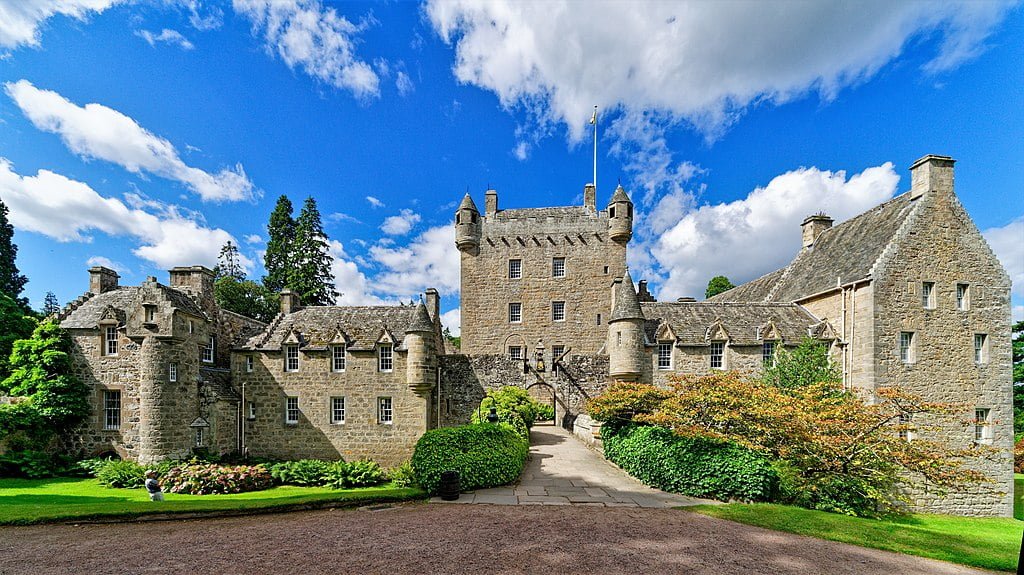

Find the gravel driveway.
xmin=0 ymin=504 xmax=995 ymax=575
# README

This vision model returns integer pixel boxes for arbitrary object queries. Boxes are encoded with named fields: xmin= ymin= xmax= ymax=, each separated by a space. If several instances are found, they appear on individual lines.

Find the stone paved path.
xmin=431 ymin=424 xmax=714 ymax=508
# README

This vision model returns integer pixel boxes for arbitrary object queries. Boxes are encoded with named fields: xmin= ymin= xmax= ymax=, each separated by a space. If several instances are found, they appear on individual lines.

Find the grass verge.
xmin=1015 ymin=474 xmax=1024 ymax=520
xmin=0 ymin=477 xmax=425 ymax=525
xmin=687 ymin=503 xmax=1022 ymax=573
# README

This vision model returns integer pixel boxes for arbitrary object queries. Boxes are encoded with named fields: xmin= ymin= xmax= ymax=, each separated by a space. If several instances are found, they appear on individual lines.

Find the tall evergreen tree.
xmin=291 ymin=197 xmax=338 ymax=305
xmin=215 ymin=240 xmax=246 ymax=281
xmin=0 ymin=200 xmax=27 ymax=305
xmin=41 ymin=292 xmax=60 ymax=316
xmin=263 ymin=195 xmax=297 ymax=292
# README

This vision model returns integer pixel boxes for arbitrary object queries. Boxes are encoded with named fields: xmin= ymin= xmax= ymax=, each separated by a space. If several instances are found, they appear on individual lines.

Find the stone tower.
xmin=455 ymin=194 xmax=482 ymax=254
xmin=404 ymin=302 xmax=436 ymax=397
xmin=607 ymin=270 xmax=646 ymax=381
xmin=607 ymin=184 xmax=634 ymax=244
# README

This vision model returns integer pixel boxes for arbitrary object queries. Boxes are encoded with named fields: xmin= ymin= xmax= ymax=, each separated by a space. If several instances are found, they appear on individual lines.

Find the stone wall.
xmin=799 ymin=282 xmax=876 ymax=391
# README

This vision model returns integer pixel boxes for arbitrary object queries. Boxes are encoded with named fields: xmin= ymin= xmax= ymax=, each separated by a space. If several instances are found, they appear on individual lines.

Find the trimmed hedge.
xmin=603 ymin=424 xmax=778 ymax=502
xmin=412 ymin=423 xmax=528 ymax=494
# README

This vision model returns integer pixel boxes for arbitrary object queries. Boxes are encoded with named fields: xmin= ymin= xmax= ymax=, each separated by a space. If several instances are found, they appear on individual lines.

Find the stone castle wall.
xmin=798 ymin=282 xmax=876 ymax=391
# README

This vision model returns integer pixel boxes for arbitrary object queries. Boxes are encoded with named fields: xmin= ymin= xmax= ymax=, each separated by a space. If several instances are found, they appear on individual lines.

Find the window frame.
xmin=202 ymin=335 xmax=215 ymax=363
xmin=509 ymin=259 xmax=522 ymax=280
xmin=552 ymin=257 xmax=566 ymax=278
xmin=956 ymin=283 xmax=970 ymax=311
xmin=921 ymin=281 xmax=936 ymax=309
xmin=103 ymin=390 xmax=121 ymax=430
xmin=284 ymin=344 xmax=299 ymax=372
xmin=509 ymin=346 xmax=523 ymax=361
xmin=285 ymin=396 xmax=299 ymax=425
xmin=657 ymin=342 xmax=672 ymax=370
xmin=378 ymin=343 xmax=394 ymax=373
xmin=144 ymin=306 xmax=155 ymax=323
xmin=710 ymin=341 xmax=725 ymax=370
xmin=509 ymin=302 xmax=522 ymax=323
xmin=245 ymin=355 xmax=254 ymax=373
xmin=974 ymin=333 xmax=988 ymax=364
xmin=899 ymin=331 xmax=915 ymax=364
xmin=762 ymin=341 xmax=777 ymax=367
xmin=168 ymin=362 xmax=178 ymax=383
xmin=552 ymin=301 xmax=566 ymax=322
xmin=332 ymin=344 xmax=347 ymax=372
xmin=378 ymin=396 xmax=394 ymax=425
xmin=330 ymin=396 xmax=346 ymax=425
xmin=974 ymin=408 xmax=992 ymax=443
xmin=194 ymin=427 xmax=204 ymax=447
xmin=104 ymin=326 xmax=118 ymax=356
xmin=898 ymin=412 xmax=913 ymax=442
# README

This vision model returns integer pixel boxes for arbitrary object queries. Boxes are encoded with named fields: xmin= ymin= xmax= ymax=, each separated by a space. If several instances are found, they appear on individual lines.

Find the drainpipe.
xmin=840 ymin=280 xmax=848 ymax=389
xmin=240 ymin=382 xmax=246 ymax=459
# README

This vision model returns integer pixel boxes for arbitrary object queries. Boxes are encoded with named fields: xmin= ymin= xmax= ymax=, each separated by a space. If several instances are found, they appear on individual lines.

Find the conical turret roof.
xmin=610 ymin=270 xmax=644 ymax=322
xmin=406 ymin=301 xmax=435 ymax=333
xmin=458 ymin=193 xmax=479 ymax=212
xmin=608 ymin=184 xmax=631 ymax=204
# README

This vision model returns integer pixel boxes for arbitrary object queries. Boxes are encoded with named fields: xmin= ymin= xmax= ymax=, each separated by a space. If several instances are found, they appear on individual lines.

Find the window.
xmin=552 ymin=301 xmax=566 ymax=322
xmin=509 ymin=302 xmax=522 ymax=323
xmin=552 ymin=345 xmax=565 ymax=361
xmin=762 ymin=341 xmax=777 ymax=367
xmin=331 ymin=397 xmax=346 ymax=424
xmin=103 ymin=390 xmax=121 ymax=430
xmin=144 ymin=306 xmax=155 ymax=323
xmin=168 ymin=362 xmax=177 ymax=383
xmin=285 ymin=396 xmax=299 ymax=424
xmin=710 ymin=342 xmax=725 ymax=369
xmin=552 ymin=257 xmax=566 ymax=278
xmin=378 ymin=397 xmax=393 ymax=424
xmin=657 ymin=343 xmax=672 ymax=370
xmin=509 ymin=259 xmax=522 ymax=279
xmin=603 ymin=266 xmax=609 ymax=275
xmin=194 ymin=428 xmax=204 ymax=447
xmin=509 ymin=346 xmax=523 ymax=361
xmin=975 ymin=408 xmax=992 ymax=442
xmin=105 ymin=326 xmax=118 ymax=356
xmin=956 ymin=283 xmax=969 ymax=311
xmin=596 ymin=313 xmax=602 ymax=325
xmin=188 ymin=320 xmax=194 ymax=334
xmin=921 ymin=281 xmax=935 ymax=309
xmin=203 ymin=336 xmax=215 ymax=363
xmin=247 ymin=402 xmax=256 ymax=420
xmin=899 ymin=332 xmax=915 ymax=363
xmin=974 ymin=334 xmax=988 ymax=364
xmin=609 ymin=206 xmax=615 ymax=218
xmin=245 ymin=355 xmax=254 ymax=373
xmin=378 ymin=344 xmax=393 ymax=372
xmin=284 ymin=344 xmax=299 ymax=372
xmin=332 ymin=344 xmax=347 ymax=372
xmin=898 ymin=412 xmax=913 ymax=441
xmin=616 ymin=331 xmax=621 ymax=346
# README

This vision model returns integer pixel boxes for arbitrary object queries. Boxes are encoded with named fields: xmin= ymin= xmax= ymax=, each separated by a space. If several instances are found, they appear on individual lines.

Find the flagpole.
xmin=592 ymin=106 xmax=598 ymax=191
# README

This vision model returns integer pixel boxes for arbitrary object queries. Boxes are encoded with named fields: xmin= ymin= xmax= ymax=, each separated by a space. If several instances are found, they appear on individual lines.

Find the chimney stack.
xmin=583 ymin=183 xmax=596 ymax=211
xmin=424 ymin=288 xmax=439 ymax=322
xmin=485 ymin=189 xmax=498 ymax=216
xmin=909 ymin=154 xmax=955 ymax=200
xmin=89 ymin=266 xmax=119 ymax=294
xmin=279 ymin=289 xmax=301 ymax=314
xmin=801 ymin=213 xmax=834 ymax=249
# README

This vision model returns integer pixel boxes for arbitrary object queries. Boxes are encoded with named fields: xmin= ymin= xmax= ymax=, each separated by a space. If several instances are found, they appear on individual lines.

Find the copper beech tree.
xmin=588 ymin=374 xmax=992 ymax=514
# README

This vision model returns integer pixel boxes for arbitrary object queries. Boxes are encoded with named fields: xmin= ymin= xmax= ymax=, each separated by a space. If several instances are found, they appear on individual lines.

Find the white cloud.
xmin=983 ymin=216 xmax=1024 ymax=298
xmin=440 ymin=308 xmax=461 ymax=336
xmin=327 ymin=211 xmax=362 ymax=224
xmin=0 ymin=158 xmax=252 ymax=271
xmin=365 ymin=195 xmax=384 ymax=208
xmin=396 ymin=71 xmax=414 ymax=96
xmin=86 ymin=255 xmax=126 ymax=273
xmin=380 ymin=209 xmax=421 ymax=236
xmin=0 ymin=0 xmax=122 ymax=50
xmin=233 ymin=0 xmax=380 ymax=99
xmin=427 ymin=1 xmax=1014 ymax=143
xmin=369 ymin=225 xmax=460 ymax=299
xmin=644 ymin=162 xmax=900 ymax=300
xmin=244 ymin=234 xmax=263 ymax=244
xmin=327 ymin=240 xmax=386 ymax=305
xmin=136 ymin=28 xmax=195 ymax=50
xmin=5 ymin=80 xmax=255 ymax=202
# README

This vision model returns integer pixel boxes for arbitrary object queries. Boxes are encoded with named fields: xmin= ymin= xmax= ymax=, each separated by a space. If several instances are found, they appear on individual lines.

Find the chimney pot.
xmin=801 ymin=213 xmax=834 ymax=249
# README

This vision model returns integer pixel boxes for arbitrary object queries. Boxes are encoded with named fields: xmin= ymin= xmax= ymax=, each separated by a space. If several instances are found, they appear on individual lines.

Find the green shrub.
xmin=75 ymin=456 xmax=115 ymax=477
xmin=603 ymin=424 xmax=778 ymax=502
xmin=412 ymin=423 xmax=528 ymax=494
xmin=323 ymin=460 xmax=350 ymax=488
xmin=270 ymin=459 xmax=335 ymax=486
xmin=96 ymin=459 xmax=146 ymax=489
xmin=342 ymin=459 xmax=387 ymax=488
xmin=388 ymin=461 xmax=417 ymax=488
xmin=534 ymin=403 xmax=555 ymax=421
xmin=471 ymin=407 xmax=528 ymax=440
xmin=0 ymin=449 xmax=61 ymax=479
xmin=162 ymin=463 xmax=273 ymax=495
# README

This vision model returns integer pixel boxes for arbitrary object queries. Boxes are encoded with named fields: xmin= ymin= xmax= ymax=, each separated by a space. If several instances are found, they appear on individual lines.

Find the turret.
xmin=454 ymin=193 xmax=482 ymax=254
xmin=607 ymin=270 xmax=646 ymax=381
xmin=404 ymin=301 xmax=435 ymax=397
xmin=607 ymin=184 xmax=633 ymax=243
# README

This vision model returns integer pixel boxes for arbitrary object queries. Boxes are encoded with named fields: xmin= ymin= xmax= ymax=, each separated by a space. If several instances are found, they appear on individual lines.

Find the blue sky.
xmin=0 ymin=1 xmax=1021 ymax=332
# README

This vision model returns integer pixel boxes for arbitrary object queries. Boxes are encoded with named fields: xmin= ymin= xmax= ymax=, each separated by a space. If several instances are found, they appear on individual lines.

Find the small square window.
xmin=378 ymin=344 xmax=393 ymax=372
xmin=710 ymin=342 xmax=725 ymax=369
xmin=899 ymin=332 xmax=915 ymax=363
xmin=509 ymin=302 xmax=522 ymax=323
xmin=552 ymin=301 xmax=566 ymax=322
xmin=603 ymin=266 xmax=609 ymax=275
xmin=956 ymin=283 xmax=969 ymax=311
xmin=245 ymin=355 xmax=254 ymax=373
xmin=974 ymin=334 xmax=988 ymax=364
xmin=378 ymin=397 xmax=393 ymax=424
xmin=103 ymin=390 xmax=121 ymax=430
xmin=285 ymin=396 xmax=299 ymax=424
xmin=284 ymin=344 xmax=299 ymax=372
xmin=168 ymin=362 xmax=178 ymax=383
xmin=552 ymin=345 xmax=565 ymax=362
xmin=333 ymin=344 xmax=347 ymax=372
xmin=509 ymin=346 xmax=523 ymax=361
xmin=657 ymin=343 xmax=672 ymax=370
xmin=762 ymin=341 xmax=777 ymax=367
xmin=921 ymin=282 xmax=935 ymax=309
xmin=974 ymin=408 xmax=992 ymax=442
xmin=331 ymin=397 xmax=346 ymax=424
xmin=509 ymin=259 xmax=522 ymax=280
xmin=552 ymin=257 xmax=565 ymax=278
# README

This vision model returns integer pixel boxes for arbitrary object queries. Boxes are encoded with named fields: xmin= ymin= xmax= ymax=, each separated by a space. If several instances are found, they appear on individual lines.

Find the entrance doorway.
xmin=527 ymin=383 xmax=556 ymax=426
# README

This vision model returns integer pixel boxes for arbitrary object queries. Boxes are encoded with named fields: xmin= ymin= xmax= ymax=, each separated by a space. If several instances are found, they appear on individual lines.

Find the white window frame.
xmin=203 ymin=336 xmax=215 ymax=363
xmin=378 ymin=344 xmax=393 ymax=372
xmin=330 ymin=396 xmax=346 ymax=424
xmin=974 ymin=408 xmax=992 ymax=443
xmin=552 ymin=257 xmax=566 ymax=278
xmin=762 ymin=341 xmax=777 ymax=367
xmin=332 ymin=344 xmax=347 ymax=372
xmin=509 ymin=346 xmax=523 ymax=361
xmin=285 ymin=396 xmax=299 ymax=425
xmin=248 ymin=401 xmax=256 ymax=420
xmin=956 ymin=283 xmax=969 ymax=311
xmin=974 ymin=333 xmax=988 ymax=364
xmin=921 ymin=281 xmax=935 ymax=309
xmin=899 ymin=331 xmax=915 ymax=364
xmin=188 ymin=320 xmax=194 ymax=334
xmin=898 ymin=412 xmax=913 ymax=442
xmin=245 ymin=355 xmax=254 ymax=373
xmin=378 ymin=396 xmax=393 ymax=425
xmin=284 ymin=344 xmax=299 ymax=372
xmin=509 ymin=302 xmax=522 ymax=323
xmin=194 ymin=427 xmax=204 ymax=447
xmin=552 ymin=301 xmax=566 ymax=322
xmin=657 ymin=342 xmax=672 ymax=370
xmin=103 ymin=390 xmax=121 ymax=430
xmin=552 ymin=345 xmax=565 ymax=361
xmin=104 ymin=326 xmax=118 ymax=356
xmin=168 ymin=362 xmax=178 ymax=383
xmin=710 ymin=341 xmax=725 ymax=370
xmin=509 ymin=259 xmax=522 ymax=280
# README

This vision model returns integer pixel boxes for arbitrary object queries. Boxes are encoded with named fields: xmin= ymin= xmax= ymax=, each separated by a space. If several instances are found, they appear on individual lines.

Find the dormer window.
xmin=710 ymin=341 xmax=725 ymax=369
xmin=657 ymin=343 xmax=672 ymax=370
xmin=332 ymin=344 xmax=347 ymax=372
xmin=378 ymin=344 xmax=393 ymax=372
xmin=144 ymin=305 xmax=155 ymax=323
xmin=284 ymin=344 xmax=299 ymax=372
xmin=104 ymin=326 xmax=118 ymax=356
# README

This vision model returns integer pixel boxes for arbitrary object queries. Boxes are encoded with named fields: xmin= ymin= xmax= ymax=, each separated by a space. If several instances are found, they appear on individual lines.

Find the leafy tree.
xmin=291 ymin=197 xmax=338 ymax=305
xmin=705 ymin=275 xmax=735 ymax=299
xmin=41 ymin=292 xmax=60 ymax=316
xmin=215 ymin=240 xmax=246 ymax=281
xmin=263 ymin=195 xmax=297 ymax=293
xmin=214 ymin=277 xmax=280 ymax=323
xmin=442 ymin=326 xmax=460 ymax=350
xmin=0 ymin=292 xmax=37 ymax=382
xmin=1012 ymin=321 xmax=1023 ymax=436
xmin=762 ymin=337 xmax=841 ymax=390
xmin=0 ymin=199 xmax=27 ymax=306
xmin=2 ymin=320 xmax=88 ymax=431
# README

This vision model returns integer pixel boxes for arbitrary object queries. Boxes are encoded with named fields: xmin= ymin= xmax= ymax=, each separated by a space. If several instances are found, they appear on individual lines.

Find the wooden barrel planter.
xmin=438 ymin=470 xmax=461 ymax=501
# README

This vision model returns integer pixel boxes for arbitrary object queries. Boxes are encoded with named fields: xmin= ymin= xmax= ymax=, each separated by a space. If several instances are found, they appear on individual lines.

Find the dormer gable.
xmin=376 ymin=327 xmax=396 ymax=346
xmin=654 ymin=321 xmax=678 ymax=343
xmin=98 ymin=306 xmax=124 ymax=326
xmin=758 ymin=320 xmax=782 ymax=341
xmin=329 ymin=328 xmax=350 ymax=346
xmin=705 ymin=320 xmax=729 ymax=343
xmin=808 ymin=319 xmax=837 ymax=341
xmin=283 ymin=329 xmax=303 ymax=346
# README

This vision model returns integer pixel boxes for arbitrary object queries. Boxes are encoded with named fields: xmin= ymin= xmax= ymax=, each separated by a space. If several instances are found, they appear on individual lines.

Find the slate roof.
xmin=610 ymin=271 xmax=644 ymax=322
xmin=458 ymin=193 xmax=478 ymax=211
xmin=640 ymin=301 xmax=822 ymax=345
xmin=609 ymin=184 xmax=631 ymax=204
xmin=59 ymin=285 xmax=206 ymax=329
xmin=241 ymin=305 xmax=434 ymax=351
xmin=200 ymin=368 xmax=238 ymax=400
xmin=709 ymin=192 xmax=917 ymax=303
xmin=491 ymin=206 xmax=597 ymax=220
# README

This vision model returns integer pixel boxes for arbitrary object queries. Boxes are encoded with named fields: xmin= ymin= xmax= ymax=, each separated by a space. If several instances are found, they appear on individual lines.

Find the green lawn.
xmin=688 ymin=503 xmax=1022 ymax=572
xmin=1016 ymin=474 xmax=1024 ymax=520
xmin=0 ymin=477 xmax=425 ymax=525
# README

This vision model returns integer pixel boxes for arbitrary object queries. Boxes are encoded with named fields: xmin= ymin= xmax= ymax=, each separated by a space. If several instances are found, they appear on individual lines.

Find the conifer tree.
xmin=263 ymin=195 xmax=296 ymax=292
xmin=41 ymin=292 xmax=60 ymax=316
xmin=291 ymin=197 xmax=338 ymax=305
xmin=0 ymin=200 xmax=27 ymax=305
xmin=215 ymin=240 xmax=246 ymax=281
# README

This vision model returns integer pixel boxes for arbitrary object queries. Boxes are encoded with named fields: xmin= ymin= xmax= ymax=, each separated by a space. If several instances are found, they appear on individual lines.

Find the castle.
xmin=58 ymin=154 xmax=1013 ymax=516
